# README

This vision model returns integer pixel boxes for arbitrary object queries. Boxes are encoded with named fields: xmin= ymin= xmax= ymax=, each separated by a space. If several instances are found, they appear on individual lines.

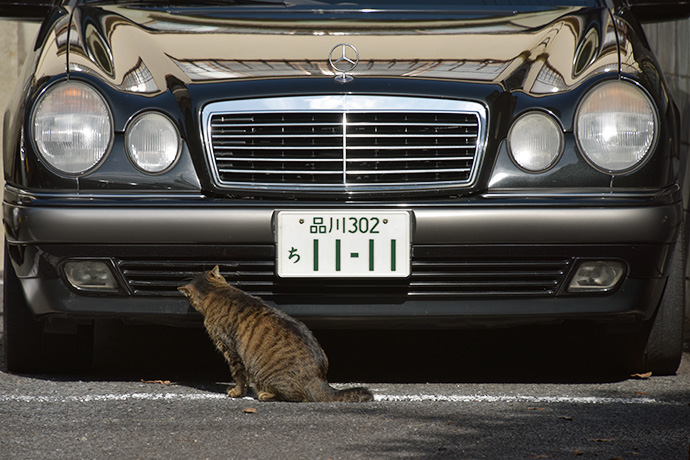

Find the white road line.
xmin=374 ymin=394 xmax=662 ymax=404
xmin=0 ymin=392 xmax=670 ymax=405
xmin=0 ymin=393 xmax=226 ymax=403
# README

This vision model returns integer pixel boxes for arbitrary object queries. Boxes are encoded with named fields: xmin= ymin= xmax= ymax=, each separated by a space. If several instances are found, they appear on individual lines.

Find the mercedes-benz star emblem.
xmin=329 ymin=43 xmax=359 ymax=83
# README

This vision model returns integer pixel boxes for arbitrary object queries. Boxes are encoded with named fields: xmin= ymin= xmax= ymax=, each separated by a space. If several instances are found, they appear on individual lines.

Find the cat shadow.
xmin=176 ymin=380 xmax=230 ymax=395
xmin=175 ymin=381 xmax=268 ymax=403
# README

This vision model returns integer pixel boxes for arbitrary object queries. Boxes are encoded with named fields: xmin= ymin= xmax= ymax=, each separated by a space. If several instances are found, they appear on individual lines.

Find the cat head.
xmin=178 ymin=265 xmax=228 ymax=313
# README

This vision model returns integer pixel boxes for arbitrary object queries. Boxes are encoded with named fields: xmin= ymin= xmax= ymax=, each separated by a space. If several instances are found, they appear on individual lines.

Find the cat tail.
xmin=321 ymin=384 xmax=374 ymax=402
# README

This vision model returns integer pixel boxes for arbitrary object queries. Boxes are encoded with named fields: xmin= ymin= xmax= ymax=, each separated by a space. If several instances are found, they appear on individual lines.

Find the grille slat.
xmin=410 ymin=280 xmax=560 ymax=288
xmin=213 ymin=134 xmax=343 ymax=139
xmin=347 ymin=122 xmax=477 ymax=127
xmin=218 ymin=157 xmax=343 ymax=163
xmin=347 ymin=168 xmax=471 ymax=175
xmin=343 ymin=145 xmax=474 ymax=150
xmin=219 ymin=168 xmax=342 ymax=175
xmin=346 ymin=133 xmax=477 ymax=138
xmin=204 ymin=96 xmax=484 ymax=192
xmin=214 ymin=122 xmax=342 ymax=127
xmin=348 ymin=156 xmax=474 ymax=162
xmin=213 ymin=145 xmax=343 ymax=151
xmin=413 ymin=270 xmax=566 ymax=278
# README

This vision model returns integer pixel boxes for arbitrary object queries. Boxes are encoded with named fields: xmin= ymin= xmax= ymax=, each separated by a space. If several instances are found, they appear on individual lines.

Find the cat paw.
xmin=258 ymin=391 xmax=276 ymax=401
xmin=226 ymin=385 xmax=246 ymax=398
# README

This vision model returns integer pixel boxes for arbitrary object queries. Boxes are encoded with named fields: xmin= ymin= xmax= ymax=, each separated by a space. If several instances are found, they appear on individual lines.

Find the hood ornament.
xmin=329 ymin=43 xmax=359 ymax=83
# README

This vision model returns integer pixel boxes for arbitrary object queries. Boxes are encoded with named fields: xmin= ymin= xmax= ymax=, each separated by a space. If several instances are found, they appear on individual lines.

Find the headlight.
xmin=507 ymin=111 xmax=563 ymax=172
xmin=575 ymin=80 xmax=658 ymax=174
xmin=125 ymin=112 xmax=181 ymax=174
xmin=32 ymin=81 xmax=113 ymax=175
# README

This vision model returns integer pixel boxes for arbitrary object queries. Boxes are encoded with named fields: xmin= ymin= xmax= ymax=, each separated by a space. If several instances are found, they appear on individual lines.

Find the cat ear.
xmin=178 ymin=284 xmax=196 ymax=299
xmin=209 ymin=265 xmax=225 ymax=282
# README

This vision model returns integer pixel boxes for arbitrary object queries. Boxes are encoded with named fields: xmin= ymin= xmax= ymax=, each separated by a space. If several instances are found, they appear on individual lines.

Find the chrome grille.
xmin=203 ymin=96 xmax=486 ymax=193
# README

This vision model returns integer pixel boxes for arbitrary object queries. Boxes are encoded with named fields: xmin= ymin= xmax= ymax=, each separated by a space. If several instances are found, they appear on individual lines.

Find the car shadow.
xmin=316 ymin=325 xmax=638 ymax=384
xmin=1 ymin=316 xmax=645 ymax=385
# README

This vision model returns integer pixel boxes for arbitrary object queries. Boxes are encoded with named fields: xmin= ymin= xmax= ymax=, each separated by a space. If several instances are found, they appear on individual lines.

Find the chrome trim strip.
xmin=342 ymin=112 xmax=348 ymax=186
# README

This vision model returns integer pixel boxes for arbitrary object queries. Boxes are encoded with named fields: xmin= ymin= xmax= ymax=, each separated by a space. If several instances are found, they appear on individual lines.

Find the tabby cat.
xmin=178 ymin=266 xmax=373 ymax=402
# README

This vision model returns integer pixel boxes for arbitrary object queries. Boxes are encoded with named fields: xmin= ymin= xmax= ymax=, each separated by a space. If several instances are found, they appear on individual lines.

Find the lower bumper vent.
xmin=116 ymin=246 xmax=571 ymax=300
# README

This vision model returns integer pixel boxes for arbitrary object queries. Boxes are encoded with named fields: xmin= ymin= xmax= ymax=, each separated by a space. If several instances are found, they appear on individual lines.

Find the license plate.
xmin=276 ymin=211 xmax=411 ymax=278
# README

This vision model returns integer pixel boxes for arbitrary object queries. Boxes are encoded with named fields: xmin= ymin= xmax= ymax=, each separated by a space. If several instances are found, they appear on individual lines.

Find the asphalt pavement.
xmin=1 ymin=318 xmax=690 ymax=459
xmin=1 ymin=297 xmax=690 ymax=459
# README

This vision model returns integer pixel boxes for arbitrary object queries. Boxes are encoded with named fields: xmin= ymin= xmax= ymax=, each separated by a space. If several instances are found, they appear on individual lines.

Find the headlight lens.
xmin=575 ymin=81 xmax=657 ymax=173
xmin=507 ymin=112 xmax=563 ymax=172
xmin=125 ymin=112 xmax=180 ymax=174
xmin=32 ymin=81 xmax=113 ymax=175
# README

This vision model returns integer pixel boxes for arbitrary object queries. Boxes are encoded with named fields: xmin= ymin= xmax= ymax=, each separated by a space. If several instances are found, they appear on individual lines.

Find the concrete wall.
xmin=0 ymin=21 xmax=18 ymax=272
xmin=0 ymin=20 xmax=39 ymax=271
xmin=643 ymin=18 xmax=690 ymax=330
xmin=645 ymin=20 xmax=690 ymax=157
xmin=645 ymin=18 xmax=690 ymax=213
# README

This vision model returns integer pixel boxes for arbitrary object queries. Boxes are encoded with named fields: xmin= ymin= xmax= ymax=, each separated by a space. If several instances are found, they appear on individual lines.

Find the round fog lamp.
xmin=126 ymin=112 xmax=180 ymax=174
xmin=507 ymin=112 xmax=563 ymax=172
xmin=64 ymin=261 xmax=118 ymax=291
xmin=568 ymin=261 xmax=625 ymax=293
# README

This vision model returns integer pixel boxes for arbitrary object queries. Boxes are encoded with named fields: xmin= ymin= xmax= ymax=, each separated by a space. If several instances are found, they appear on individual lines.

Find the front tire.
xmin=3 ymin=243 xmax=93 ymax=374
xmin=631 ymin=231 xmax=686 ymax=375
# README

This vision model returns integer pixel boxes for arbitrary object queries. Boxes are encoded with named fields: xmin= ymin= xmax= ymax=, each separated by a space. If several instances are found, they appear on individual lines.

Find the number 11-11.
xmin=312 ymin=239 xmax=398 ymax=272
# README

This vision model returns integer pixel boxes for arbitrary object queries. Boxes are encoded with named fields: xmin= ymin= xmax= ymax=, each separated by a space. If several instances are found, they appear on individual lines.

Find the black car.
xmin=1 ymin=0 xmax=687 ymax=374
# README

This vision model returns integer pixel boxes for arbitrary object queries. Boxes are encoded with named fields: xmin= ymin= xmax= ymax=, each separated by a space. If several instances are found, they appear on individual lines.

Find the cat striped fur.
xmin=178 ymin=266 xmax=373 ymax=403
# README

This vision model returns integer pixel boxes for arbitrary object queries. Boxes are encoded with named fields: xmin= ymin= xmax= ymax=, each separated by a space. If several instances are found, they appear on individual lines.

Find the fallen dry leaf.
xmin=573 ymin=451 xmax=584 ymax=456
xmin=587 ymin=438 xmax=616 ymax=443
xmin=243 ymin=407 xmax=258 ymax=414
xmin=630 ymin=372 xmax=652 ymax=379
xmin=140 ymin=379 xmax=172 ymax=385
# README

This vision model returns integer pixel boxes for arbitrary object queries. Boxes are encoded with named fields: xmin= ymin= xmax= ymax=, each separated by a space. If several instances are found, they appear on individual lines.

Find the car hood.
xmin=63 ymin=3 xmax=620 ymax=95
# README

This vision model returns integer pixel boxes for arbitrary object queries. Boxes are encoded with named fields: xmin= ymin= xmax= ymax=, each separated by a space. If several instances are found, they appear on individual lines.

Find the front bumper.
xmin=4 ymin=187 xmax=682 ymax=328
